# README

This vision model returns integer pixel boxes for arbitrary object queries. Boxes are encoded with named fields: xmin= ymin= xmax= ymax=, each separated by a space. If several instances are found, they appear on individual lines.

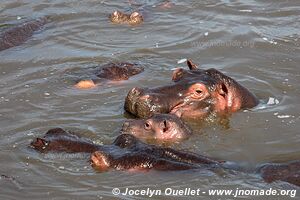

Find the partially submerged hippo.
xmin=30 ymin=128 xmax=300 ymax=186
xmin=0 ymin=17 xmax=48 ymax=51
xmin=31 ymin=128 xmax=99 ymax=153
xmin=121 ymin=114 xmax=192 ymax=142
xmin=110 ymin=10 xmax=143 ymax=26
xmin=258 ymin=161 xmax=300 ymax=187
xmin=109 ymin=1 xmax=174 ymax=26
xmin=125 ymin=59 xmax=259 ymax=119
xmin=75 ymin=62 xmax=144 ymax=89
xmin=31 ymin=128 xmax=221 ymax=171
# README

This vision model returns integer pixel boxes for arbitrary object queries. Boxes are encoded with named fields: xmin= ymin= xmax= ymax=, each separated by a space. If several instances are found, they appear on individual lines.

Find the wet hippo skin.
xmin=258 ymin=161 xmax=300 ymax=186
xmin=0 ymin=17 xmax=48 ymax=51
xmin=75 ymin=62 xmax=144 ymax=89
xmin=109 ymin=10 xmax=143 ymax=26
xmin=125 ymin=59 xmax=259 ymax=119
xmin=30 ymin=128 xmax=222 ymax=171
xmin=30 ymin=128 xmax=100 ymax=153
xmin=121 ymin=114 xmax=192 ymax=142
xmin=30 ymin=128 xmax=300 ymax=186
xmin=109 ymin=1 xmax=174 ymax=26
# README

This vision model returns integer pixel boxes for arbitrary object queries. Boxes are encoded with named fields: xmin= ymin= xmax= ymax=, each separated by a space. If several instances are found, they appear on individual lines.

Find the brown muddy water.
xmin=0 ymin=0 xmax=299 ymax=199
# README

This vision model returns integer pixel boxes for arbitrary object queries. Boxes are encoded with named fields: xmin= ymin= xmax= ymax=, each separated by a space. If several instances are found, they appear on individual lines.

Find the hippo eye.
xmin=195 ymin=89 xmax=202 ymax=94
xmin=144 ymin=122 xmax=151 ymax=130
xmin=190 ymin=83 xmax=207 ymax=99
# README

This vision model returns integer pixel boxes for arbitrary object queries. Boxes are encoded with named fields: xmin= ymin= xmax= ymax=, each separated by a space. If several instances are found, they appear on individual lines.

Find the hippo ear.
xmin=172 ymin=68 xmax=184 ymax=82
xmin=187 ymin=59 xmax=198 ymax=70
xmin=130 ymin=12 xmax=141 ymax=18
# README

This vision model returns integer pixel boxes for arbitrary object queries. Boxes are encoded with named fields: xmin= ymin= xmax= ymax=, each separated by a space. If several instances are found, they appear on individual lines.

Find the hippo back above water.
xmin=0 ymin=17 xmax=48 ymax=51
xmin=125 ymin=59 xmax=259 ymax=119
xmin=31 ymin=128 xmax=221 ymax=172
xmin=30 ymin=128 xmax=300 ymax=187
xmin=75 ymin=62 xmax=144 ymax=89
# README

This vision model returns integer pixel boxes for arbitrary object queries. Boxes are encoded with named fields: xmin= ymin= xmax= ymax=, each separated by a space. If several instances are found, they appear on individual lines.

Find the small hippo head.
xmin=125 ymin=59 xmax=258 ymax=119
xmin=99 ymin=62 xmax=144 ymax=81
xmin=121 ymin=114 xmax=192 ymax=142
xmin=110 ymin=10 xmax=143 ymax=26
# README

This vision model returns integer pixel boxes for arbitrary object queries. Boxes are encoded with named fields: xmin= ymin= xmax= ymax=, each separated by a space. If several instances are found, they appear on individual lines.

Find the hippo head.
xmin=99 ymin=62 xmax=144 ymax=81
xmin=124 ymin=59 xmax=258 ymax=119
xmin=110 ymin=10 xmax=143 ymax=26
xmin=121 ymin=114 xmax=192 ymax=142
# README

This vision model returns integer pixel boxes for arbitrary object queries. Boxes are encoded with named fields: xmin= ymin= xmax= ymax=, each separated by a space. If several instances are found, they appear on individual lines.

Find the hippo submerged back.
xmin=0 ymin=17 xmax=48 ymax=51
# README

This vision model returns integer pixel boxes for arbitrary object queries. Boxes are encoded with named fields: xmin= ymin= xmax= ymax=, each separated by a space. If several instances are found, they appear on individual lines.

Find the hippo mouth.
xmin=170 ymin=101 xmax=211 ymax=119
xmin=170 ymin=101 xmax=187 ymax=117
xmin=126 ymin=95 xmax=212 ymax=119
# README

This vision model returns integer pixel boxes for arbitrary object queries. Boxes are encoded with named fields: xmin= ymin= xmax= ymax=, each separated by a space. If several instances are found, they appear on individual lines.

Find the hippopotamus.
xmin=30 ymin=128 xmax=221 ymax=171
xmin=30 ymin=128 xmax=300 ymax=186
xmin=121 ymin=114 xmax=192 ymax=142
xmin=258 ymin=161 xmax=300 ymax=186
xmin=75 ymin=62 xmax=144 ymax=89
xmin=109 ymin=1 xmax=174 ymax=26
xmin=109 ymin=10 xmax=143 ymax=26
xmin=125 ymin=59 xmax=259 ymax=119
xmin=0 ymin=17 xmax=48 ymax=51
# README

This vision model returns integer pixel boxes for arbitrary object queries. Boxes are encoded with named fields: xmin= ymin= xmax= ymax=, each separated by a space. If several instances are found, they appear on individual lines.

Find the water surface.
xmin=0 ymin=0 xmax=299 ymax=199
